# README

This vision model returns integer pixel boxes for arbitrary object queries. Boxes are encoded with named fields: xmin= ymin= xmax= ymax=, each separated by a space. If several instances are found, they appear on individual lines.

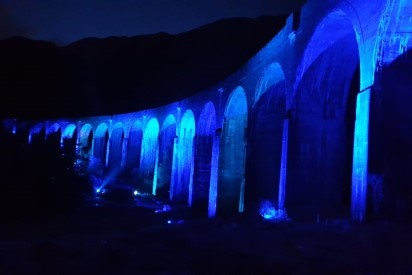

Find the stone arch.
xmin=127 ymin=120 xmax=143 ymax=175
xmin=174 ymin=109 xmax=196 ymax=205
xmin=62 ymin=124 xmax=78 ymax=164
xmin=379 ymin=49 xmax=412 ymax=219
xmin=29 ymin=123 xmax=46 ymax=145
xmin=294 ymin=8 xmax=366 ymax=92
xmin=140 ymin=118 xmax=160 ymax=194
xmin=218 ymin=86 xmax=248 ymax=215
xmin=47 ymin=123 xmax=61 ymax=135
xmin=93 ymin=123 xmax=109 ymax=170
xmin=245 ymin=62 xmax=287 ymax=212
xmin=254 ymin=63 xmax=286 ymax=106
xmin=79 ymin=124 xmax=93 ymax=161
xmin=46 ymin=123 xmax=62 ymax=150
xmin=157 ymin=114 xmax=176 ymax=200
xmin=13 ymin=121 xmax=29 ymax=144
xmin=289 ymin=10 xmax=360 ymax=219
xmin=62 ymin=124 xmax=77 ymax=139
xmin=192 ymin=101 xmax=217 ymax=216
xmin=108 ymin=122 xmax=124 ymax=170
xmin=377 ymin=0 xmax=412 ymax=219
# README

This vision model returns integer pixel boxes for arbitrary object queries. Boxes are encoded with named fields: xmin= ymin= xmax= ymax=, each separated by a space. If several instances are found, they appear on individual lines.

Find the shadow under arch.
xmin=140 ymin=118 xmax=159 ymax=194
xmin=29 ymin=123 xmax=46 ymax=145
xmin=62 ymin=123 xmax=78 ymax=166
xmin=126 ymin=120 xmax=143 ymax=178
xmin=108 ymin=122 xmax=124 ymax=170
xmin=46 ymin=123 xmax=62 ymax=151
xmin=218 ymin=86 xmax=248 ymax=216
xmin=157 ymin=114 xmax=176 ymax=200
xmin=378 ymin=48 xmax=412 ymax=220
xmin=245 ymin=62 xmax=286 ymax=214
xmin=288 ymin=11 xmax=360 ymax=220
xmin=192 ymin=101 xmax=217 ymax=217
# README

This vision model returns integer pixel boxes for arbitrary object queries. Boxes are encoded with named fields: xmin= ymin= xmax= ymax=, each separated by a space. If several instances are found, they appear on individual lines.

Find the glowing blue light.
xmin=140 ymin=118 xmax=160 ymax=193
xmin=208 ymin=135 xmax=220 ymax=218
xmin=278 ymin=120 xmax=289 ymax=209
xmin=96 ymin=188 xmax=101 ymax=193
xmin=141 ymin=118 xmax=159 ymax=171
xmin=254 ymin=63 xmax=285 ymax=106
xmin=47 ymin=123 xmax=61 ymax=136
xmin=2 ymin=119 xmax=17 ymax=134
xmin=158 ymin=114 xmax=176 ymax=201
xmin=174 ymin=110 xmax=195 ymax=204
xmin=351 ymin=89 xmax=370 ymax=221
xmin=219 ymin=86 xmax=248 ymax=214
xmin=295 ymin=10 xmax=353 ymax=88
xmin=63 ymin=124 xmax=77 ymax=139
xmin=170 ymin=136 xmax=178 ymax=201
xmin=94 ymin=123 xmax=109 ymax=168
xmin=155 ymin=204 xmax=172 ymax=213
xmin=133 ymin=190 xmax=138 ymax=196
xmin=166 ymin=219 xmax=184 ymax=225
xmin=259 ymin=200 xmax=288 ymax=221
xmin=29 ymin=123 xmax=45 ymax=144
xmin=152 ymin=142 xmax=159 ymax=195
xmin=162 ymin=114 xmax=176 ymax=130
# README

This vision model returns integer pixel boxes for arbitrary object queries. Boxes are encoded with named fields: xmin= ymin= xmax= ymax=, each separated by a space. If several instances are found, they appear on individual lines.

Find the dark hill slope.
xmin=0 ymin=15 xmax=287 ymax=120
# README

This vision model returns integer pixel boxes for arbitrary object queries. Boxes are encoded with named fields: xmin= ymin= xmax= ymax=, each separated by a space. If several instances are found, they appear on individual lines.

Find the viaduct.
xmin=3 ymin=0 xmax=412 ymax=221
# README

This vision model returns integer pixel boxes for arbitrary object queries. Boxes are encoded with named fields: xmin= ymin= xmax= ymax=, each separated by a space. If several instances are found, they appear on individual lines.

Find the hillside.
xmin=0 ymin=15 xmax=287 ymax=120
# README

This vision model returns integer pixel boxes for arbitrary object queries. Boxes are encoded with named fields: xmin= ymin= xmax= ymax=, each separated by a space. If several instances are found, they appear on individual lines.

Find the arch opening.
xmin=245 ymin=63 xmax=286 ymax=214
xmin=92 ymin=123 xmax=109 ymax=175
xmin=108 ymin=123 xmax=124 ymax=171
xmin=218 ymin=86 xmax=248 ymax=215
xmin=46 ymin=123 xmax=62 ymax=151
xmin=30 ymin=124 xmax=46 ymax=145
xmin=62 ymin=124 xmax=78 ymax=170
xmin=173 ymin=110 xmax=196 ymax=204
xmin=157 ymin=115 xmax=176 ymax=200
xmin=365 ymin=1 xmax=412 ymax=221
xmin=193 ymin=102 xmax=217 ymax=216
xmin=288 ymin=13 xmax=360 ymax=220
xmin=77 ymin=124 xmax=94 ymax=176
xmin=126 ymin=120 xmax=143 ymax=182
xmin=378 ymin=48 xmax=412 ymax=220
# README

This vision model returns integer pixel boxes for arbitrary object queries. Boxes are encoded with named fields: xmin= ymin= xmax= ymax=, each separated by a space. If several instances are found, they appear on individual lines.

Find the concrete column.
xmin=278 ymin=119 xmax=289 ymax=210
xmin=208 ymin=132 xmax=221 ymax=218
xmin=121 ymin=137 xmax=128 ymax=168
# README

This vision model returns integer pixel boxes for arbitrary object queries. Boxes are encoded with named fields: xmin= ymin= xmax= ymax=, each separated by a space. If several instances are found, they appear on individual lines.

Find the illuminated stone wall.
xmin=5 ymin=0 xmax=412 ymax=221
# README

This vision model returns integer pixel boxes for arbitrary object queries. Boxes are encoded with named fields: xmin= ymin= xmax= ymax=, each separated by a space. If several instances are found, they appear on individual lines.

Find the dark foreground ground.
xmin=0 ymin=195 xmax=411 ymax=275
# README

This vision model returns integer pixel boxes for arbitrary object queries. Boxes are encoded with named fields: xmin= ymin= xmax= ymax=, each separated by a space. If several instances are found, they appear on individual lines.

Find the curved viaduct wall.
xmin=4 ymin=0 xmax=412 ymax=221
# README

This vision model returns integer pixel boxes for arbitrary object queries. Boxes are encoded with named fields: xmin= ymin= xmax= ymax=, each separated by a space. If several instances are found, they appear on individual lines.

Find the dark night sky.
xmin=1 ymin=0 xmax=306 ymax=45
